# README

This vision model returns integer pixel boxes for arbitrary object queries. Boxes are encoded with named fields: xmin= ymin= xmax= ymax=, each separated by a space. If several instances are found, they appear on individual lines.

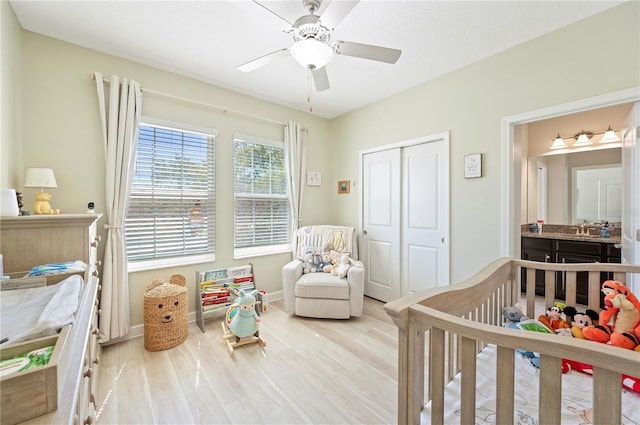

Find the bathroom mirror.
xmin=526 ymin=149 xmax=621 ymax=225
xmin=572 ymin=164 xmax=622 ymax=224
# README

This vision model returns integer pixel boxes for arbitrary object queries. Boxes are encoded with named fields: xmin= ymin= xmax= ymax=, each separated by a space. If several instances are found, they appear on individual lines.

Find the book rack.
xmin=195 ymin=263 xmax=255 ymax=333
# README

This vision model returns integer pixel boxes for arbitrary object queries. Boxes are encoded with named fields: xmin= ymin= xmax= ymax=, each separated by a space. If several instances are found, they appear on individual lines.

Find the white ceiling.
xmin=10 ymin=0 xmax=623 ymax=119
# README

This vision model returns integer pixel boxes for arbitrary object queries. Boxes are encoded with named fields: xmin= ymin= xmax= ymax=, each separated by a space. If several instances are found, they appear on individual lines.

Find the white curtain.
xmin=94 ymin=72 xmax=142 ymax=342
xmin=284 ymin=121 xmax=307 ymax=257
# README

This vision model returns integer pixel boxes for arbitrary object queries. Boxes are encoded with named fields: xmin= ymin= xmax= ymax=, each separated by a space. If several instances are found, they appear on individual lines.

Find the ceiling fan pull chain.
xmin=307 ymin=67 xmax=313 ymax=112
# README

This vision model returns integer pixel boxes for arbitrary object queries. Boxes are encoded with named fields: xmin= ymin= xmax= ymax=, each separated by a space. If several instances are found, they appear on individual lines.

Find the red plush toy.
xmin=562 ymin=359 xmax=640 ymax=394
xmin=582 ymin=280 xmax=640 ymax=350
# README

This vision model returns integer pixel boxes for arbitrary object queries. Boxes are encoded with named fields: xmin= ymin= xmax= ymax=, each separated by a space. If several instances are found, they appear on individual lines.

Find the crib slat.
xmin=408 ymin=318 xmax=425 ymax=425
xmin=429 ymin=327 xmax=445 ymax=425
xmin=539 ymin=354 xmax=562 ymax=424
xmin=545 ymin=270 xmax=555 ymax=308
xmin=593 ymin=367 xmax=621 ymax=424
xmin=460 ymin=337 xmax=476 ymax=425
xmin=565 ymin=271 xmax=577 ymax=307
xmin=526 ymin=268 xmax=535 ymax=318
xmin=588 ymin=271 xmax=601 ymax=311
xmin=496 ymin=346 xmax=515 ymax=425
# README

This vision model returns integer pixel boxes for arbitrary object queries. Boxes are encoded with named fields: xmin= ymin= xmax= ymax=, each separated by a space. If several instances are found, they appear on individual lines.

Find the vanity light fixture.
xmin=550 ymin=125 xmax=620 ymax=149
xmin=550 ymin=134 xmax=568 ymax=149
xmin=600 ymin=125 xmax=621 ymax=143
xmin=573 ymin=130 xmax=593 ymax=147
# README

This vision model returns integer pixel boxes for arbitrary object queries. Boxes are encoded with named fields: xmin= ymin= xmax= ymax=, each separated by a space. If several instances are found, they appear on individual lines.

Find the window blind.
xmin=234 ymin=137 xmax=290 ymax=248
xmin=125 ymin=124 xmax=215 ymax=261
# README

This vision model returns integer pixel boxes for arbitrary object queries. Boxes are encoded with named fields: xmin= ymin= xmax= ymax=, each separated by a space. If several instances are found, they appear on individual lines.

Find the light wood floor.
xmin=95 ymin=297 xmax=400 ymax=425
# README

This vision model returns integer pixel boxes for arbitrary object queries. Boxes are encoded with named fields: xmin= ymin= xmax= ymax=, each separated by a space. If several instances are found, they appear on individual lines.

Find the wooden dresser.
xmin=0 ymin=214 xmax=102 ymax=425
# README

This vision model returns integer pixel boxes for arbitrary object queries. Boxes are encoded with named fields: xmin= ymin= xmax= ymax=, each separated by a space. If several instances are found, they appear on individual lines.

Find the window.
xmin=125 ymin=119 xmax=216 ymax=269
xmin=234 ymin=135 xmax=290 ymax=257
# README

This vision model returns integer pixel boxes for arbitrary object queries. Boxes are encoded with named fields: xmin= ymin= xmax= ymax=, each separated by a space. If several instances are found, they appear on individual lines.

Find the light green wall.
xmin=1 ymin=0 xmax=23 ymax=188
xmin=18 ymin=31 xmax=333 ymax=328
xmin=3 ymin=2 xmax=639 ymax=328
xmin=330 ymin=1 xmax=639 ymax=282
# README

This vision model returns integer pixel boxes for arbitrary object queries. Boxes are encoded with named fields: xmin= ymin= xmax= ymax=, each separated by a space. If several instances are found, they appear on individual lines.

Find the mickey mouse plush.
xmin=563 ymin=306 xmax=599 ymax=339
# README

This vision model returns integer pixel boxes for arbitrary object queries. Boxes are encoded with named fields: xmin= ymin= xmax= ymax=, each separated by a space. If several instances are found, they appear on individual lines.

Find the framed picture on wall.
xmin=338 ymin=180 xmax=350 ymax=194
xmin=464 ymin=153 xmax=482 ymax=178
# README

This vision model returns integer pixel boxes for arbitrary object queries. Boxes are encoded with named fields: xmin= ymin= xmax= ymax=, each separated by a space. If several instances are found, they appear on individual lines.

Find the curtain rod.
xmin=90 ymin=73 xmax=285 ymax=127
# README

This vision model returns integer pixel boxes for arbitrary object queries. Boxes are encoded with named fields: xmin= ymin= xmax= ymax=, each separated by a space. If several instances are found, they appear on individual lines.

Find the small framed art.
xmin=307 ymin=171 xmax=321 ymax=186
xmin=338 ymin=180 xmax=350 ymax=194
xmin=464 ymin=153 xmax=482 ymax=179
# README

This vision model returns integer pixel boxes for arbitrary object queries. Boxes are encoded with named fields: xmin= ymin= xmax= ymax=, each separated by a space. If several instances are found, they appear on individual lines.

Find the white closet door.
xmin=362 ymin=135 xmax=449 ymax=302
xmin=362 ymin=148 xmax=401 ymax=301
xmin=402 ymin=140 xmax=449 ymax=294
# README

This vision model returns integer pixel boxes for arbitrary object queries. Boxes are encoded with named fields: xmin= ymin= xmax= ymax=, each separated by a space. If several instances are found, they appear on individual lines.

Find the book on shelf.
xmin=202 ymin=296 xmax=230 ymax=306
xmin=199 ymin=277 xmax=235 ymax=291
xmin=203 ymin=268 xmax=227 ymax=281
xmin=233 ymin=275 xmax=253 ymax=283
xmin=202 ymin=302 xmax=232 ymax=312
xmin=227 ymin=265 xmax=252 ymax=278
xmin=202 ymin=289 xmax=231 ymax=299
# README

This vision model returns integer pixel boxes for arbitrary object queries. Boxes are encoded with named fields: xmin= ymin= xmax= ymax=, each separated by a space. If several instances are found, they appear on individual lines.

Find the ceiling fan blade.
xmin=312 ymin=66 xmax=330 ymax=92
xmin=334 ymin=40 xmax=401 ymax=64
xmin=237 ymin=48 xmax=290 ymax=72
xmin=252 ymin=0 xmax=293 ymax=26
xmin=319 ymin=0 xmax=359 ymax=30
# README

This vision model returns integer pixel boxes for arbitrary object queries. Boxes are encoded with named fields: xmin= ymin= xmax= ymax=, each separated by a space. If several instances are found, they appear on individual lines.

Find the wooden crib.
xmin=384 ymin=258 xmax=640 ymax=425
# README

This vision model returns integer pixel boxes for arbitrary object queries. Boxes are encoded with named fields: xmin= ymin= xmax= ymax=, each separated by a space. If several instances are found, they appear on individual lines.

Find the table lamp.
xmin=24 ymin=168 xmax=60 ymax=214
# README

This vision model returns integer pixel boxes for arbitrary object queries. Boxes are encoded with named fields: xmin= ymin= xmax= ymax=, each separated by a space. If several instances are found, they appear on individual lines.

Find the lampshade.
xmin=24 ymin=168 xmax=58 ymax=191
xmin=600 ymin=126 xmax=620 ymax=143
xmin=550 ymin=134 xmax=567 ymax=149
xmin=573 ymin=131 xmax=592 ymax=147
xmin=290 ymin=38 xmax=334 ymax=70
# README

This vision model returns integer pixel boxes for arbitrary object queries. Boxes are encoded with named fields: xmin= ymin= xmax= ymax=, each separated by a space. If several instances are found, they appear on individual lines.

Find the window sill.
xmin=234 ymin=244 xmax=292 ymax=260
xmin=128 ymin=253 xmax=215 ymax=273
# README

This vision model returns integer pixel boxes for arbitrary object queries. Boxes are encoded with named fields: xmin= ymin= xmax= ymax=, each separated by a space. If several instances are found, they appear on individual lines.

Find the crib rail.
xmin=384 ymin=257 xmax=640 ymax=425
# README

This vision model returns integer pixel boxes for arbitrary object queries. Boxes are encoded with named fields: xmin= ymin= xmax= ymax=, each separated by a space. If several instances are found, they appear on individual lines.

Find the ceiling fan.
xmin=237 ymin=0 xmax=402 ymax=94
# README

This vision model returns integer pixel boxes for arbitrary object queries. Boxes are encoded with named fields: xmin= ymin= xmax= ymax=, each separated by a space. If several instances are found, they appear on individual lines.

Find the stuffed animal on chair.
xmin=582 ymin=280 xmax=640 ymax=350
xmin=331 ymin=254 xmax=351 ymax=278
xmin=302 ymin=252 xmax=314 ymax=274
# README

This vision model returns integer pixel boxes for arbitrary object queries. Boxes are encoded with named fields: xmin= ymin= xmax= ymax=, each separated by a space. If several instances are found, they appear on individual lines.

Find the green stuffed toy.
xmin=228 ymin=289 xmax=260 ymax=340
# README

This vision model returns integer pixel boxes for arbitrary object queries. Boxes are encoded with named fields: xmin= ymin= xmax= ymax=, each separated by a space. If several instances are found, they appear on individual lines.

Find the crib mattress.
xmin=421 ymin=344 xmax=640 ymax=425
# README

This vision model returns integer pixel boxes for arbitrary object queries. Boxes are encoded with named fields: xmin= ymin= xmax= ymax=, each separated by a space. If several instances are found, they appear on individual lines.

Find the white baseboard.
xmin=101 ymin=290 xmax=283 ymax=346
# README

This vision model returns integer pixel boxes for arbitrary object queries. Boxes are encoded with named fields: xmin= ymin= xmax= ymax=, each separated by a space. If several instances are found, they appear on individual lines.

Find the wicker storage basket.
xmin=144 ymin=274 xmax=188 ymax=351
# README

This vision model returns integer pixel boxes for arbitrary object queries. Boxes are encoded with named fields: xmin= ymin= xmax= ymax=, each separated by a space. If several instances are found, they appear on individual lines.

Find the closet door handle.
xmin=363 ymin=230 xmax=368 ymax=235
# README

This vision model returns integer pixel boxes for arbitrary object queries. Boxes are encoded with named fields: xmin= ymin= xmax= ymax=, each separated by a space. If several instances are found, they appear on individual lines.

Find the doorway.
xmin=502 ymin=87 xmax=640 ymax=292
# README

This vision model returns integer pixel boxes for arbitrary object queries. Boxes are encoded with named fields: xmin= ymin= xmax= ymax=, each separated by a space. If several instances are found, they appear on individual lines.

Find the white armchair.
xmin=282 ymin=225 xmax=364 ymax=319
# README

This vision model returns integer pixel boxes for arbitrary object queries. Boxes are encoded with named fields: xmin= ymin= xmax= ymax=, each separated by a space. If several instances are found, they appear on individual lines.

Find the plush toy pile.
xmin=513 ymin=280 xmax=640 ymax=394
xmin=301 ymin=250 xmax=351 ymax=278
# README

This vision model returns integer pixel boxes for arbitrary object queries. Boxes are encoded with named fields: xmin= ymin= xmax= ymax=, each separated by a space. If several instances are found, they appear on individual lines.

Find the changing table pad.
xmin=1 ymin=275 xmax=83 ymax=347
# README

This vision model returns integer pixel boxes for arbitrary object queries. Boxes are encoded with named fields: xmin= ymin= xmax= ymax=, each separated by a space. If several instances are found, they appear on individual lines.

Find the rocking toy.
xmin=221 ymin=289 xmax=266 ymax=356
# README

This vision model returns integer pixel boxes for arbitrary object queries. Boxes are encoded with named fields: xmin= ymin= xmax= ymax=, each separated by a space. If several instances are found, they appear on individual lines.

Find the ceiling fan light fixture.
xmin=290 ymin=38 xmax=334 ymax=70
xmin=600 ymin=126 xmax=620 ymax=143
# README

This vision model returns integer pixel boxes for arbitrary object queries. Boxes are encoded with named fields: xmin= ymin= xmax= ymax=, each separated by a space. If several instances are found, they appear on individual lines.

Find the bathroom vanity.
xmin=521 ymin=228 xmax=621 ymax=306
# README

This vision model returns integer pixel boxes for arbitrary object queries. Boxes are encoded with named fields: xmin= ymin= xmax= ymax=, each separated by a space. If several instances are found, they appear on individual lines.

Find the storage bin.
xmin=144 ymin=274 xmax=188 ymax=351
